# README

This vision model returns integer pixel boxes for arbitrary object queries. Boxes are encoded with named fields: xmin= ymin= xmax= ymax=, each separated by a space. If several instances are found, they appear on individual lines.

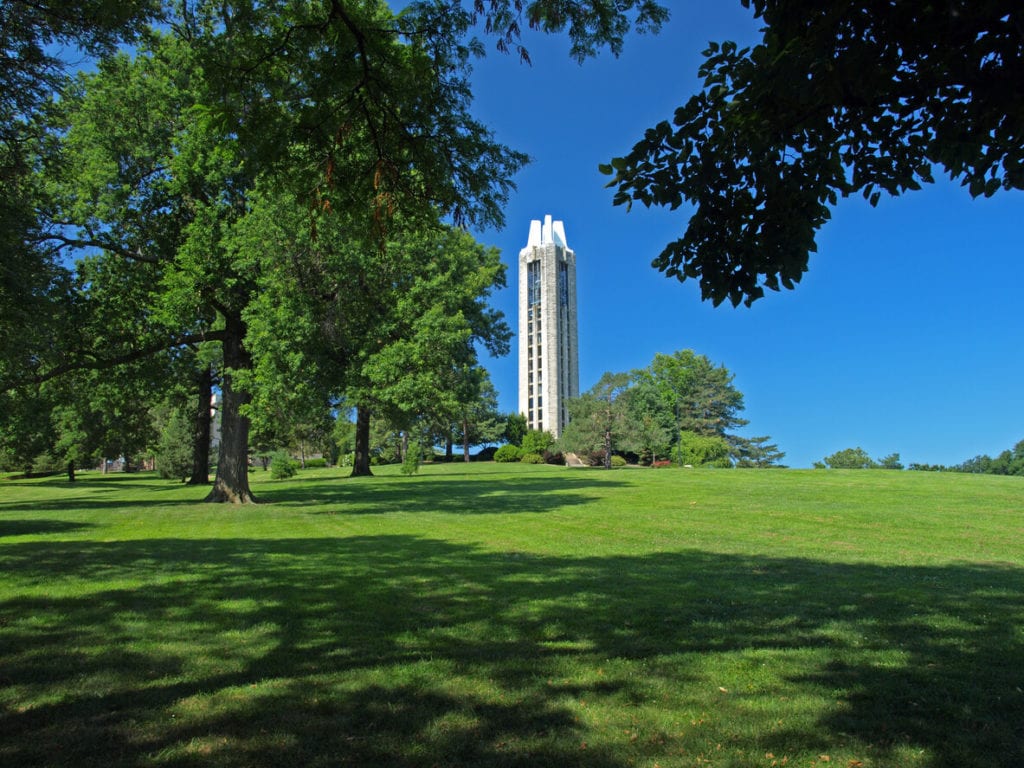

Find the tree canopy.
xmin=557 ymin=349 xmax=784 ymax=468
xmin=1 ymin=0 xmax=668 ymax=497
xmin=601 ymin=2 xmax=1024 ymax=306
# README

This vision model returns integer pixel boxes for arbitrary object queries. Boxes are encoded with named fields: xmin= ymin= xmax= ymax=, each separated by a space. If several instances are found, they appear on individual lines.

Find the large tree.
xmin=240 ymin=194 xmax=511 ymax=477
xmin=36 ymin=1 xmax=526 ymax=500
xmin=602 ymin=2 xmax=1023 ymax=306
xmin=636 ymin=350 xmax=748 ymax=449
xmin=9 ymin=0 xmax=665 ymax=499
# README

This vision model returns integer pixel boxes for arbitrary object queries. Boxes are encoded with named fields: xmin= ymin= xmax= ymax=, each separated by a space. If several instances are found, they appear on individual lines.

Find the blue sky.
xmin=466 ymin=5 xmax=1024 ymax=468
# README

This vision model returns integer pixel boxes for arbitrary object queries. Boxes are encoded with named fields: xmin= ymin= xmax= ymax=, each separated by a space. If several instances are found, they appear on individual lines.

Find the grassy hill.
xmin=2 ymin=464 xmax=1022 ymax=767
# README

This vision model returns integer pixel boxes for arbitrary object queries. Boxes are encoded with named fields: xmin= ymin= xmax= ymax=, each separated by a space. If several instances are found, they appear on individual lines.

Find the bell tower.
xmin=518 ymin=215 xmax=579 ymax=438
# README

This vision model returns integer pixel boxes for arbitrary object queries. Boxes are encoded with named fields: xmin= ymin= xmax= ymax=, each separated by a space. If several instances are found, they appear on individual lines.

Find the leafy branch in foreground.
xmin=602 ymin=2 xmax=1024 ymax=306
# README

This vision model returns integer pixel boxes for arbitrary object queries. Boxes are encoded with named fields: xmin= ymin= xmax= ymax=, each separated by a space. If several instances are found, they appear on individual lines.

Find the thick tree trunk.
xmin=350 ymin=405 xmax=373 ymax=477
xmin=462 ymin=417 xmax=471 ymax=462
xmin=67 ymin=460 xmax=76 ymax=482
xmin=444 ymin=432 xmax=454 ymax=462
xmin=205 ymin=315 xmax=256 ymax=503
xmin=188 ymin=363 xmax=213 ymax=485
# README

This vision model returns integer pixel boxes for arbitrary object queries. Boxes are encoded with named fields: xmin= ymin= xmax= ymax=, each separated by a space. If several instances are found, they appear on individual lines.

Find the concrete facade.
xmin=518 ymin=215 xmax=579 ymax=438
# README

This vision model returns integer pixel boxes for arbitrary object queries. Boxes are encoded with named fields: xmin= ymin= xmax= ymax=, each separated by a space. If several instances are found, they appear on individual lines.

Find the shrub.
xmin=652 ymin=460 xmax=672 ymax=468
xmin=305 ymin=457 xmax=328 ymax=468
xmin=269 ymin=450 xmax=298 ymax=479
xmin=610 ymin=454 xmax=627 ymax=468
xmin=677 ymin=430 xmax=731 ymax=467
xmin=520 ymin=452 xmax=544 ymax=464
xmin=474 ymin=446 xmax=499 ymax=462
xmin=544 ymin=450 xmax=565 ymax=466
xmin=494 ymin=444 xmax=523 ymax=463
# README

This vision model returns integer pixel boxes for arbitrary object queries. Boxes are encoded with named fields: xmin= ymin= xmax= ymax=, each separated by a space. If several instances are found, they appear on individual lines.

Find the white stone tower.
xmin=518 ymin=215 xmax=579 ymax=438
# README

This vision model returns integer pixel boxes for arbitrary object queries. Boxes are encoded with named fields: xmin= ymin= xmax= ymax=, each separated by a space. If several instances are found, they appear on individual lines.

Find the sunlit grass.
xmin=1 ymin=463 xmax=1022 ymax=767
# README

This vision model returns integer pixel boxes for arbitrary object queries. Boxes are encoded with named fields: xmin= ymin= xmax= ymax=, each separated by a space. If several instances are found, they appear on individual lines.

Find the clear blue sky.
xmin=466 ymin=5 xmax=1024 ymax=468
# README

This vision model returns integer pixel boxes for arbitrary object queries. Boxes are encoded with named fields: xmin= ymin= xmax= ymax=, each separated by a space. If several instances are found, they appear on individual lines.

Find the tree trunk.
xmin=445 ymin=432 xmax=453 ymax=462
xmin=188 ymin=363 xmax=213 ymax=485
xmin=462 ymin=417 xmax=470 ymax=462
xmin=67 ymin=460 xmax=76 ymax=482
xmin=205 ymin=314 xmax=256 ymax=503
xmin=351 ymin=405 xmax=373 ymax=477
xmin=604 ymin=428 xmax=612 ymax=469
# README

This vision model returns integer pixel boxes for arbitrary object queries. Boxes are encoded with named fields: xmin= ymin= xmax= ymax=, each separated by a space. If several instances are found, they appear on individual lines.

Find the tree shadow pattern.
xmin=1 ymin=534 xmax=1022 ymax=767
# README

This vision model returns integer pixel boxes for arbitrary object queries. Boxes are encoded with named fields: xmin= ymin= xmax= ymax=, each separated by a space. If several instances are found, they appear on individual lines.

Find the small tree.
xmin=503 ymin=413 xmax=528 ymax=447
xmin=400 ymin=442 xmax=422 ymax=476
xmin=270 ymin=450 xmax=298 ymax=480
xmin=878 ymin=453 xmax=904 ymax=470
xmin=153 ymin=407 xmax=194 ymax=482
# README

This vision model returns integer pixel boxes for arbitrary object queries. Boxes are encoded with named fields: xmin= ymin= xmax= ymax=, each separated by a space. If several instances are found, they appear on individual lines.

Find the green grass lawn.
xmin=1 ymin=463 xmax=1022 ymax=767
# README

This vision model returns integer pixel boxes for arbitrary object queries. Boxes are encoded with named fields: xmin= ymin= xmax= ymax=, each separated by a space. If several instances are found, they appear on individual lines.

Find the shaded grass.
xmin=1 ymin=464 xmax=1023 ymax=767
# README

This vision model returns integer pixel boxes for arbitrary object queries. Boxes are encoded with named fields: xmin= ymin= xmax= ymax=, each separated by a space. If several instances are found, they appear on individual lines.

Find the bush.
xmin=304 ymin=457 xmax=328 ymax=468
xmin=474 ymin=446 xmax=499 ymax=462
xmin=270 ymin=450 xmax=298 ymax=479
xmin=494 ymin=444 xmax=523 ymax=463
xmin=544 ymin=450 xmax=565 ymax=466
xmin=652 ymin=460 xmax=672 ymax=468
xmin=610 ymin=454 xmax=627 ymax=468
xmin=520 ymin=452 xmax=544 ymax=464
xmin=521 ymin=429 xmax=554 ymax=456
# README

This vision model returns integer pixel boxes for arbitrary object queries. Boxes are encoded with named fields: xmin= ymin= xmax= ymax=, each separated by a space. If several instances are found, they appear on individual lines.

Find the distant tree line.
xmin=908 ymin=439 xmax=1024 ymax=476
xmin=816 ymin=440 xmax=1024 ymax=476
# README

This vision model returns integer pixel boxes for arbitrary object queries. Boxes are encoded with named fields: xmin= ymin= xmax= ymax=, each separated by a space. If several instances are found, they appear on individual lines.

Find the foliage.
xmin=450 ymin=370 xmax=505 ymax=461
xmin=877 ymin=452 xmax=904 ymax=470
xmin=269 ymin=450 xmax=298 ymax=480
xmin=494 ymin=444 xmax=523 ymax=463
xmin=609 ymin=454 xmax=627 ymax=468
xmin=400 ymin=441 xmax=423 ymax=476
xmin=676 ymin=430 xmax=732 ymax=468
xmin=519 ymin=452 xmax=544 ymax=464
xmin=601 ymin=2 xmax=1024 ymax=306
xmin=502 ymin=412 xmax=528 ymax=447
xmin=816 ymin=447 xmax=878 ymax=470
xmin=954 ymin=439 xmax=1024 ymax=476
xmin=152 ymin=405 xmax=193 ymax=482
xmin=521 ymin=429 xmax=555 ymax=457
xmin=558 ymin=371 xmax=633 ymax=469
xmin=731 ymin=434 xmax=787 ymax=468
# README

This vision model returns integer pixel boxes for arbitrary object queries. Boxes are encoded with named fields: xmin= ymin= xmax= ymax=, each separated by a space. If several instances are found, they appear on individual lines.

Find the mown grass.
xmin=1 ymin=463 xmax=1022 ymax=767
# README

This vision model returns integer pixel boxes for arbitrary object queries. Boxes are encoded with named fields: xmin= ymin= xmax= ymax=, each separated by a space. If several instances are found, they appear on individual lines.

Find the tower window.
xmin=527 ymin=260 xmax=540 ymax=305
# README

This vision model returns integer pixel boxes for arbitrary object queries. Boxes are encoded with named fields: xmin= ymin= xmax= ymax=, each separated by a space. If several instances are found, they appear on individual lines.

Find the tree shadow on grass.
xmin=265 ymin=473 xmax=626 ymax=515
xmin=0 ymin=520 xmax=96 ymax=537
xmin=0 ymin=536 xmax=1022 ymax=767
